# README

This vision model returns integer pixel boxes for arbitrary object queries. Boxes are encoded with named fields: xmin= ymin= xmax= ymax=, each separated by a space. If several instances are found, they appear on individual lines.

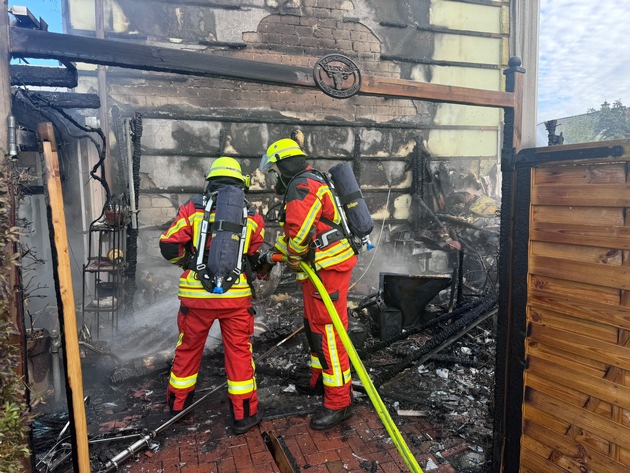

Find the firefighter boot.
xmin=309 ymin=404 xmax=353 ymax=431
xmin=233 ymin=410 xmax=263 ymax=435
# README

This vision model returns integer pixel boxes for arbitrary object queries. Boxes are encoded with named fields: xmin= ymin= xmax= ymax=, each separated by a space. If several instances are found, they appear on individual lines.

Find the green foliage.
xmin=0 ymin=402 xmax=31 ymax=473
xmin=0 ymin=157 xmax=31 ymax=472
xmin=587 ymin=100 xmax=630 ymax=141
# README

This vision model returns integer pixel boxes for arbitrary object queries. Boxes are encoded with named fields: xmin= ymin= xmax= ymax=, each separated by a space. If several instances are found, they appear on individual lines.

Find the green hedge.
xmin=0 ymin=156 xmax=31 ymax=472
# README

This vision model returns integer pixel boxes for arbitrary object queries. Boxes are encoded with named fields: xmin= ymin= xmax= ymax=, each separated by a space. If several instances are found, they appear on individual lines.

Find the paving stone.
xmin=119 ymin=403 xmax=459 ymax=472
xmin=304 ymin=447 xmax=341 ymax=465
xmin=216 ymin=454 xmax=236 ymax=472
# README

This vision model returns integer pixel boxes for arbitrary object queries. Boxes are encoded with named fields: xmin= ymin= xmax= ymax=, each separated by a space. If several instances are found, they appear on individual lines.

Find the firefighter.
xmin=258 ymin=138 xmax=357 ymax=430
xmin=159 ymin=157 xmax=265 ymax=435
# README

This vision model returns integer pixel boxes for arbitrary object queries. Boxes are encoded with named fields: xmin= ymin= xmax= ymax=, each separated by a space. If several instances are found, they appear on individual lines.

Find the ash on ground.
xmin=32 ymin=282 xmax=497 ymax=473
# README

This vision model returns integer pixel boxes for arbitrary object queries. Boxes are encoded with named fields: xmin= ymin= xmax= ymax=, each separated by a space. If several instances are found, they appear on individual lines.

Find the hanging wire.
xmin=349 ymin=187 xmax=391 ymax=291
xmin=16 ymin=88 xmax=111 ymax=222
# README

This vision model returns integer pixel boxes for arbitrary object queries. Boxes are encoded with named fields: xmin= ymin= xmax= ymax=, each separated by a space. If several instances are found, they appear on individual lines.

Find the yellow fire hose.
xmin=273 ymin=255 xmax=423 ymax=472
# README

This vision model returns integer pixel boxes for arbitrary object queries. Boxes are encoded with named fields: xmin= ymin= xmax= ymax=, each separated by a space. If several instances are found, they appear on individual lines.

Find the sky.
xmin=21 ymin=0 xmax=61 ymax=31
xmin=19 ymin=0 xmax=630 ymax=124
xmin=538 ymin=0 xmax=630 ymax=122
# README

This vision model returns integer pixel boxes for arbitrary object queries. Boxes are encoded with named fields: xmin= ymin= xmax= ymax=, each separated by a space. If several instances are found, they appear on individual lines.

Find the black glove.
xmin=178 ymin=242 xmax=196 ymax=268
xmin=178 ymin=250 xmax=193 ymax=269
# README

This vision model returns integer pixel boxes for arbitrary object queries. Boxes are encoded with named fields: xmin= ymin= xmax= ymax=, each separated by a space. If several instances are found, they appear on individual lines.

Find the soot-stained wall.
xmin=67 ymin=0 xmax=509 ymax=308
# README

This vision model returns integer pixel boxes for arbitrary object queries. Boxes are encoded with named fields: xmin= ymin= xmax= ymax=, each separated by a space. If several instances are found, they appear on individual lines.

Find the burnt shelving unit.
xmin=81 ymin=214 xmax=127 ymax=340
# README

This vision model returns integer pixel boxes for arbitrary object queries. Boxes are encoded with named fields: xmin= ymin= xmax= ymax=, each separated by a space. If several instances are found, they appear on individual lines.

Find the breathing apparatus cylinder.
xmin=204 ymin=185 xmax=247 ymax=294
xmin=328 ymin=162 xmax=375 ymax=250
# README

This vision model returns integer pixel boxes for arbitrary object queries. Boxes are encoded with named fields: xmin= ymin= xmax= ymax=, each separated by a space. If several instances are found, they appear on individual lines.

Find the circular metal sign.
xmin=313 ymin=54 xmax=361 ymax=99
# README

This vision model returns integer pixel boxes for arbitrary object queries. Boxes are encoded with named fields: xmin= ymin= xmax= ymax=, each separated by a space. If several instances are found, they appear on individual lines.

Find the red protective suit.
xmin=273 ymin=168 xmax=357 ymax=410
xmin=160 ymin=194 xmax=264 ymax=420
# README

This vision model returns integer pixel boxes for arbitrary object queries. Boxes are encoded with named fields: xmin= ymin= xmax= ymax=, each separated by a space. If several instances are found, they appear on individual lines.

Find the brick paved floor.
xmin=120 ymin=402 xmax=457 ymax=473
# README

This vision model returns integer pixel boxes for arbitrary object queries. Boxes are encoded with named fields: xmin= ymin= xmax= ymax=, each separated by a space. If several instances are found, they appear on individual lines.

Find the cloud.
xmin=538 ymin=0 xmax=630 ymax=122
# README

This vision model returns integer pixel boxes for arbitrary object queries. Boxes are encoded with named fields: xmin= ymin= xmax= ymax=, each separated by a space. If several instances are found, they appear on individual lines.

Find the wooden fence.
xmin=493 ymin=140 xmax=630 ymax=472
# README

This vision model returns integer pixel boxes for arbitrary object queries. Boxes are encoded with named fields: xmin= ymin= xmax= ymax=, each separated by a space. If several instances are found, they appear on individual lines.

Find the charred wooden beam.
xmin=14 ymin=91 xmax=100 ymax=109
xmin=10 ymin=28 xmax=314 ymax=88
xmin=11 ymin=64 xmax=78 ymax=88
xmin=10 ymin=28 xmax=515 ymax=109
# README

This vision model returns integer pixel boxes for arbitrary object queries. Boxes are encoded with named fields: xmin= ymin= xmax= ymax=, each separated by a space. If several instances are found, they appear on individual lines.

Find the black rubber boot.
xmin=309 ymin=405 xmax=353 ymax=431
xmin=233 ymin=410 xmax=263 ymax=435
xmin=168 ymin=390 xmax=195 ymax=416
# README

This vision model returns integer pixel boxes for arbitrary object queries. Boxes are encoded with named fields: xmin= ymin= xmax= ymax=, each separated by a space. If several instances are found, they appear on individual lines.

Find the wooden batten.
xmin=530 ymin=223 xmax=630 ymax=250
xmin=532 ymin=205 xmax=626 ymax=226
xmin=39 ymin=123 xmax=90 ymax=473
xmin=528 ymin=274 xmax=622 ymax=306
xmin=530 ymin=255 xmax=630 ymax=290
xmin=528 ymin=290 xmax=630 ymax=332
xmin=531 ymin=183 xmax=630 ymax=207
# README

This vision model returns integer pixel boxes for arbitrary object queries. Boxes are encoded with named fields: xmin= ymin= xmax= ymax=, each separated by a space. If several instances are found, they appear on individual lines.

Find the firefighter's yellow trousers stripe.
xmin=227 ymin=377 xmax=256 ymax=395
xmin=321 ymin=324 xmax=346 ymax=387
xmin=169 ymin=372 xmax=198 ymax=390
xmin=322 ymin=369 xmax=351 ymax=387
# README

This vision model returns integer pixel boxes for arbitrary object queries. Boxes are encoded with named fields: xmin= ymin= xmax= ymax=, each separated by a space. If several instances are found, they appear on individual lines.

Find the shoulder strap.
xmin=195 ymin=192 xmax=216 ymax=270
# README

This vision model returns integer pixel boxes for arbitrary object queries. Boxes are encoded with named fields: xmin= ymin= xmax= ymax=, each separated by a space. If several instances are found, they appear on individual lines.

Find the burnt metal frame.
xmin=492 ymin=143 xmax=625 ymax=472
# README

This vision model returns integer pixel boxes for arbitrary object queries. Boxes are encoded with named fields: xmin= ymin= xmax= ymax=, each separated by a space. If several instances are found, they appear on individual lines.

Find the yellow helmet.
xmin=207 ymin=157 xmax=245 ymax=183
xmin=259 ymin=138 xmax=306 ymax=173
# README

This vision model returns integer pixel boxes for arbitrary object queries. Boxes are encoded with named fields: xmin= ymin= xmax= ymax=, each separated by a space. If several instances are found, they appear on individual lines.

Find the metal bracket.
xmin=9 ymin=6 xmax=48 ymax=31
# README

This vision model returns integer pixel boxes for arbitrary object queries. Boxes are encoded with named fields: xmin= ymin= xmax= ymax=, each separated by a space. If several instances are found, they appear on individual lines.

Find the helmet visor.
xmin=259 ymin=152 xmax=276 ymax=173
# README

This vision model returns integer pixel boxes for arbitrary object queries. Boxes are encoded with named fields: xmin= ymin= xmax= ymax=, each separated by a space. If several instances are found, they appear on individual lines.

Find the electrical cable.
xmin=16 ymin=88 xmax=111 ymax=222
xmin=349 ymin=186 xmax=391 ymax=291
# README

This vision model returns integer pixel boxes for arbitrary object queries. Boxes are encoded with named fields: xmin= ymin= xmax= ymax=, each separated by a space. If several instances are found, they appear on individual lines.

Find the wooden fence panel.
xmin=519 ymin=143 xmax=630 ymax=471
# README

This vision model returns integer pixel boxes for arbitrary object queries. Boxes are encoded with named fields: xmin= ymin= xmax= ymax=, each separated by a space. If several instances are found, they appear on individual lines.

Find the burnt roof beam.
xmin=10 ymin=64 xmax=78 ymax=88
xmin=18 ymin=91 xmax=101 ymax=109
xmin=8 ymin=6 xmax=48 ymax=31
xmin=10 ymin=27 xmax=314 ymax=87
xmin=10 ymin=28 xmax=514 ymax=109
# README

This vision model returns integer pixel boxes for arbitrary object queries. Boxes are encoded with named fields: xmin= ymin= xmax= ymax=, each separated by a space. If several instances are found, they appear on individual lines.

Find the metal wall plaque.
xmin=313 ymin=54 xmax=361 ymax=99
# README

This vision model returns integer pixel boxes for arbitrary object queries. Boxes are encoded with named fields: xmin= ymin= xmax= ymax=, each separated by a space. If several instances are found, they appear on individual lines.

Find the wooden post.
xmin=0 ymin=1 xmax=10 ymax=146
xmin=38 ymin=122 xmax=90 ymax=473
xmin=503 ymin=57 xmax=526 ymax=154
